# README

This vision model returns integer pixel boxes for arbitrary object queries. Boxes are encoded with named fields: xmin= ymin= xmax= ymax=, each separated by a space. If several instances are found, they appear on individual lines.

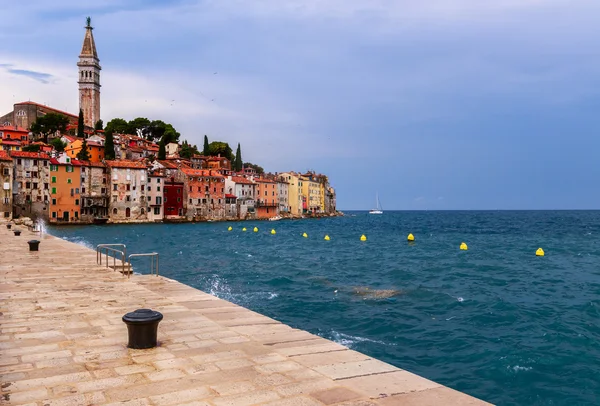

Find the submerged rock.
xmin=352 ymin=286 xmax=402 ymax=299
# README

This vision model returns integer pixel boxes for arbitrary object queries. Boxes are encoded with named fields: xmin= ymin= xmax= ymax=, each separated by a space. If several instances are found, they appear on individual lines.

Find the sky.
xmin=2 ymin=0 xmax=600 ymax=210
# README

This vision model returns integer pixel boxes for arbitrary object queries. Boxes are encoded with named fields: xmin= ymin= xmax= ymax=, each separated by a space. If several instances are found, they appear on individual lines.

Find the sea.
xmin=48 ymin=210 xmax=600 ymax=406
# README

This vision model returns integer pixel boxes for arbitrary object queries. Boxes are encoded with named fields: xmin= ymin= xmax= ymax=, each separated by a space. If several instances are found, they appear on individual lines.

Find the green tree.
xmin=158 ymin=138 xmax=166 ymax=160
xmin=203 ymin=135 xmax=209 ymax=155
xmin=104 ymin=131 xmax=116 ymax=160
xmin=180 ymin=140 xmax=199 ymax=159
xmin=234 ymin=143 xmax=243 ymax=171
xmin=22 ymin=144 xmax=41 ymax=152
xmin=162 ymin=123 xmax=180 ymax=144
xmin=76 ymin=139 xmax=90 ymax=161
xmin=127 ymin=117 xmax=151 ymax=136
xmin=77 ymin=109 xmax=85 ymax=138
xmin=50 ymin=138 xmax=67 ymax=153
xmin=244 ymin=162 xmax=264 ymax=175
xmin=94 ymin=119 xmax=103 ymax=131
xmin=207 ymin=141 xmax=233 ymax=161
xmin=29 ymin=113 xmax=70 ymax=144
xmin=104 ymin=118 xmax=128 ymax=136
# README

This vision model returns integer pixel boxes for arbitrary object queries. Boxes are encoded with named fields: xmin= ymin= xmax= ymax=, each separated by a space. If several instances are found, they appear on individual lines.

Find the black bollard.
xmin=6 ymin=224 xmax=11 ymax=230
xmin=122 ymin=309 xmax=163 ymax=349
xmin=14 ymin=230 xmax=21 ymax=236
xmin=28 ymin=240 xmax=40 ymax=251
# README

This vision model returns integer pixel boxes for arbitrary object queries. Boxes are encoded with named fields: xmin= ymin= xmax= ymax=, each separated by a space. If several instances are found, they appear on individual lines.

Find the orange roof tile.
xmin=79 ymin=160 xmax=106 ymax=168
xmin=104 ymin=160 xmax=147 ymax=169
xmin=10 ymin=151 xmax=50 ymax=159
xmin=0 ymin=150 xmax=12 ymax=161
xmin=231 ymin=176 xmax=254 ymax=185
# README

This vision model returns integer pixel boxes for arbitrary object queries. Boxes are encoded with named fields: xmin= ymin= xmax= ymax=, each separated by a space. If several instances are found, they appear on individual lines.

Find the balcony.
xmin=255 ymin=200 xmax=278 ymax=207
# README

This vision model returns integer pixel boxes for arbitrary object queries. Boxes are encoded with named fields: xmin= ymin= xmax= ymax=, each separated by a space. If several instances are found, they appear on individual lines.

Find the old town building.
xmin=164 ymin=177 xmax=184 ymax=219
xmin=49 ymin=155 xmax=82 ymax=223
xmin=10 ymin=151 xmax=50 ymax=219
xmin=0 ymin=151 xmax=13 ymax=219
xmin=106 ymin=160 xmax=149 ymax=222
xmin=80 ymin=161 xmax=109 ymax=223
xmin=255 ymin=178 xmax=278 ymax=219
xmin=181 ymin=168 xmax=226 ymax=220
xmin=147 ymin=173 xmax=164 ymax=221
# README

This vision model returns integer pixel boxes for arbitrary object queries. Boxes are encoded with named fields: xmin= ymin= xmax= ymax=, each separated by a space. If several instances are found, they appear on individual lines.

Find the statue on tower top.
xmin=86 ymin=16 xmax=92 ymax=29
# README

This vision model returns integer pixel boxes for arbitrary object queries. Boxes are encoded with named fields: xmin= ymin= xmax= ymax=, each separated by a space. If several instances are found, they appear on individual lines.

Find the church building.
xmin=0 ymin=18 xmax=102 ymax=132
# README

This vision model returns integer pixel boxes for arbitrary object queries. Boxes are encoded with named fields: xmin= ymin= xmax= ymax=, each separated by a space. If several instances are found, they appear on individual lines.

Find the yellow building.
xmin=65 ymin=138 xmax=105 ymax=163
xmin=300 ymin=174 xmax=320 ymax=214
xmin=280 ymin=172 xmax=302 ymax=215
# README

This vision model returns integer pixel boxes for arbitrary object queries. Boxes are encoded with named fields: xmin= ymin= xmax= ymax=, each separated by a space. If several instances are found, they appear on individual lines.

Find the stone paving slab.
xmin=0 ymin=223 xmax=493 ymax=405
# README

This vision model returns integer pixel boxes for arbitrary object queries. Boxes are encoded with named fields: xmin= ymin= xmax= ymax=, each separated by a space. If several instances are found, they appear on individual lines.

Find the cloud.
xmin=1 ymin=64 xmax=54 ymax=84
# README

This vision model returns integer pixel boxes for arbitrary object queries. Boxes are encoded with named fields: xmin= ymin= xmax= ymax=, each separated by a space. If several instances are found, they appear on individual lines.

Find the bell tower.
xmin=78 ymin=16 xmax=101 ymax=128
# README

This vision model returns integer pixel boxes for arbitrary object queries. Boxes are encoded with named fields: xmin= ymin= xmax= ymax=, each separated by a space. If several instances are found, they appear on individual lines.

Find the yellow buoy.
xmin=407 ymin=233 xmax=415 ymax=242
xmin=271 ymin=229 xmax=276 ymax=235
xmin=324 ymin=235 xmax=330 ymax=241
xmin=242 ymin=227 xmax=247 ymax=232
xmin=360 ymin=234 xmax=367 ymax=241
xmin=253 ymin=227 xmax=259 ymax=233
xmin=302 ymin=232 xmax=308 ymax=238
xmin=536 ymin=248 xmax=545 ymax=256
xmin=228 ymin=226 xmax=232 ymax=231
xmin=460 ymin=242 xmax=468 ymax=251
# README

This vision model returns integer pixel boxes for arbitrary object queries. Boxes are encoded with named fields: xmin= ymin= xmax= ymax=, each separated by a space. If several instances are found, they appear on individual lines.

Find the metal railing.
xmin=96 ymin=244 xmax=127 ymax=265
xmin=127 ymin=253 xmax=159 ymax=278
xmin=96 ymin=244 xmax=128 ymax=274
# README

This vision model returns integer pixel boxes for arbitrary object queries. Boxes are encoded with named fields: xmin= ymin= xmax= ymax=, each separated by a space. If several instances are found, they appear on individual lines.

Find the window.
xmin=140 ymin=208 xmax=145 ymax=215
xmin=33 ymin=172 xmax=38 ymax=178
xmin=75 ymin=188 xmax=79 ymax=194
xmin=67 ymin=178 xmax=72 ymax=184
xmin=113 ymin=184 xmax=117 ymax=191
xmin=113 ymin=196 xmax=117 ymax=202
xmin=126 ymin=184 xmax=130 ymax=191
xmin=74 ymin=212 xmax=78 ymax=218
xmin=189 ymin=186 xmax=193 ymax=192
xmin=221 ymin=188 xmax=224 ymax=193
xmin=25 ymin=182 xmax=31 ymax=189
xmin=157 ymin=178 xmax=161 ymax=183
xmin=147 ymin=186 xmax=151 ymax=191
xmin=218 ymin=199 xmax=221 ymax=204
xmin=82 ymin=187 xmax=86 ymax=194
xmin=52 ymin=212 xmax=57 ymax=218
xmin=2 ymin=168 xmax=7 ymax=176
xmin=75 ymin=199 xmax=79 ymax=206
xmin=213 ymin=187 xmax=216 ymax=193
xmin=52 ymin=198 xmax=56 ymax=205
xmin=126 ymin=196 xmax=131 ymax=202
xmin=157 ymin=186 xmax=161 ymax=192
xmin=33 ymin=183 xmax=38 ymax=189
xmin=33 ymin=160 xmax=37 ymax=166
xmin=189 ymin=198 xmax=192 ymax=204
xmin=50 ymin=165 xmax=57 ymax=171
xmin=177 ymin=197 xmax=181 ymax=202
xmin=51 ymin=176 xmax=56 ymax=183
xmin=113 ymin=208 xmax=118 ymax=215
xmin=43 ymin=161 xmax=47 ymax=167
xmin=51 ymin=187 xmax=56 ymax=194
xmin=153 ymin=207 xmax=160 ymax=215
xmin=101 ymin=188 xmax=106 ymax=194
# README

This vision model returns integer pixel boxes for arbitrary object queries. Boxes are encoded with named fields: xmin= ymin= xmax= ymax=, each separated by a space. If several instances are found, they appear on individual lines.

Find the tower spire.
xmin=78 ymin=16 xmax=101 ymax=128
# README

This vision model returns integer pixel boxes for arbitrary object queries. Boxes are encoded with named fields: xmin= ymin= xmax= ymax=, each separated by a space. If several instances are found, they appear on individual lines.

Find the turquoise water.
xmin=49 ymin=211 xmax=600 ymax=405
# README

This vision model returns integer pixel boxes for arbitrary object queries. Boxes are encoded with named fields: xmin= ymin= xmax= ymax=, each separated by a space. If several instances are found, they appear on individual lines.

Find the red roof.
xmin=79 ymin=160 xmax=106 ymax=168
xmin=157 ymin=160 xmax=179 ymax=169
xmin=225 ymin=194 xmax=237 ymax=198
xmin=49 ymin=158 xmax=83 ymax=166
xmin=181 ymin=167 xmax=224 ymax=178
xmin=16 ymin=101 xmax=78 ymax=119
xmin=0 ymin=151 xmax=11 ymax=161
xmin=10 ymin=151 xmax=50 ymax=159
xmin=231 ymin=176 xmax=254 ymax=185
xmin=63 ymin=135 xmax=79 ymax=143
xmin=1 ymin=140 xmax=21 ymax=146
xmin=0 ymin=125 xmax=28 ymax=132
xmin=104 ymin=160 xmax=148 ymax=169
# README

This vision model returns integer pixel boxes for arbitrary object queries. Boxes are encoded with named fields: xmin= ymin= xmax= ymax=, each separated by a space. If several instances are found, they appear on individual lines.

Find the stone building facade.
xmin=277 ymin=178 xmax=289 ymax=215
xmin=11 ymin=151 xmax=50 ymax=219
xmin=80 ymin=161 xmax=109 ymax=222
xmin=78 ymin=18 xmax=101 ymax=128
xmin=0 ymin=151 xmax=13 ymax=219
xmin=0 ymin=102 xmax=78 ymax=132
xmin=228 ymin=176 xmax=256 ymax=219
xmin=147 ymin=173 xmax=164 ymax=222
xmin=181 ymin=168 xmax=226 ymax=220
xmin=106 ymin=160 xmax=148 ymax=222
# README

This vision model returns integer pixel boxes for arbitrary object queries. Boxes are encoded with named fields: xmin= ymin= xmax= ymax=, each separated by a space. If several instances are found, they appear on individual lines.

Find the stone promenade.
xmin=0 ymin=224 xmax=492 ymax=405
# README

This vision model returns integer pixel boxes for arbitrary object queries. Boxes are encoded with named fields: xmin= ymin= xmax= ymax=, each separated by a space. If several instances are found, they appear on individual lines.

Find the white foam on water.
xmin=511 ymin=365 xmax=532 ymax=372
xmin=457 ymin=297 xmax=465 ymax=302
xmin=328 ymin=330 xmax=395 ymax=348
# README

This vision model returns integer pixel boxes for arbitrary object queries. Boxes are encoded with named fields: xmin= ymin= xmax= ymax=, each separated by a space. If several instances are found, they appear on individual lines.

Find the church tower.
xmin=78 ymin=17 xmax=101 ymax=128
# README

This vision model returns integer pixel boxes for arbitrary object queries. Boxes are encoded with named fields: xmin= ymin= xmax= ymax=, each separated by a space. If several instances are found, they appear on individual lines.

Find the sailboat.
xmin=369 ymin=193 xmax=383 ymax=214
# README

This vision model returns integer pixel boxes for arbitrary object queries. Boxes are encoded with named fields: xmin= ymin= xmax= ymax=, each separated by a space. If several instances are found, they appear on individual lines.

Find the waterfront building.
xmin=254 ymin=178 xmax=278 ymax=219
xmin=48 ymin=155 xmax=82 ymax=223
xmin=228 ymin=176 xmax=256 ymax=219
xmin=106 ymin=160 xmax=149 ymax=222
xmin=78 ymin=17 xmax=101 ymax=128
xmin=300 ymin=174 xmax=321 ymax=214
xmin=147 ymin=173 xmax=164 ymax=221
xmin=0 ymin=151 xmax=13 ymax=219
xmin=181 ymin=168 xmax=226 ymax=220
xmin=10 ymin=151 xmax=50 ymax=219
xmin=80 ymin=161 xmax=109 ymax=222
xmin=280 ymin=172 xmax=303 ymax=216
xmin=163 ymin=177 xmax=184 ymax=219
xmin=276 ymin=176 xmax=289 ymax=215
xmin=325 ymin=186 xmax=337 ymax=214
xmin=65 ymin=138 xmax=105 ymax=162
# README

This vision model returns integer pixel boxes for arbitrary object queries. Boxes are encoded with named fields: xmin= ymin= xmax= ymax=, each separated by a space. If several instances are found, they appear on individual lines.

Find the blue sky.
xmin=2 ymin=0 xmax=600 ymax=210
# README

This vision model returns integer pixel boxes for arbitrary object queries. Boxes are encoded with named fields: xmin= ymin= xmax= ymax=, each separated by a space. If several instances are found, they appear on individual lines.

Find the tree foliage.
xmin=50 ymin=138 xmax=67 ymax=153
xmin=30 ymin=113 xmax=70 ymax=144
xmin=180 ymin=140 xmax=199 ymax=159
xmin=158 ymin=139 xmax=166 ymax=160
xmin=244 ymin=162 xmax=264 ymax=175
xmin=207 ymin=141 xmax=233 ymax=161
xmin=76 ymin=139 xmax=90 ymax=161
xmin=22 ymin=144 xmax=41 ymax=152
xmin=104 ymin=132 xmax=116 ymax=160
xmin=234 ymin=143 xmax=243 ymax=171
xmin=77 ymin=109 xmax=85 ymax=138
xmin=203 ymin=135 xmax=209 ymax=155
xmin=94 ymin=119 xmax=103 ymax=131
xmin=104 ymin=118 xmax=128 ymax=136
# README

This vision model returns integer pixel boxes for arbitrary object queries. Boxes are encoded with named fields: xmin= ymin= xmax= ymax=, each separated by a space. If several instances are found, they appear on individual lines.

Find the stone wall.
xmin=108 ymin=167 xmax=149 ymax=222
